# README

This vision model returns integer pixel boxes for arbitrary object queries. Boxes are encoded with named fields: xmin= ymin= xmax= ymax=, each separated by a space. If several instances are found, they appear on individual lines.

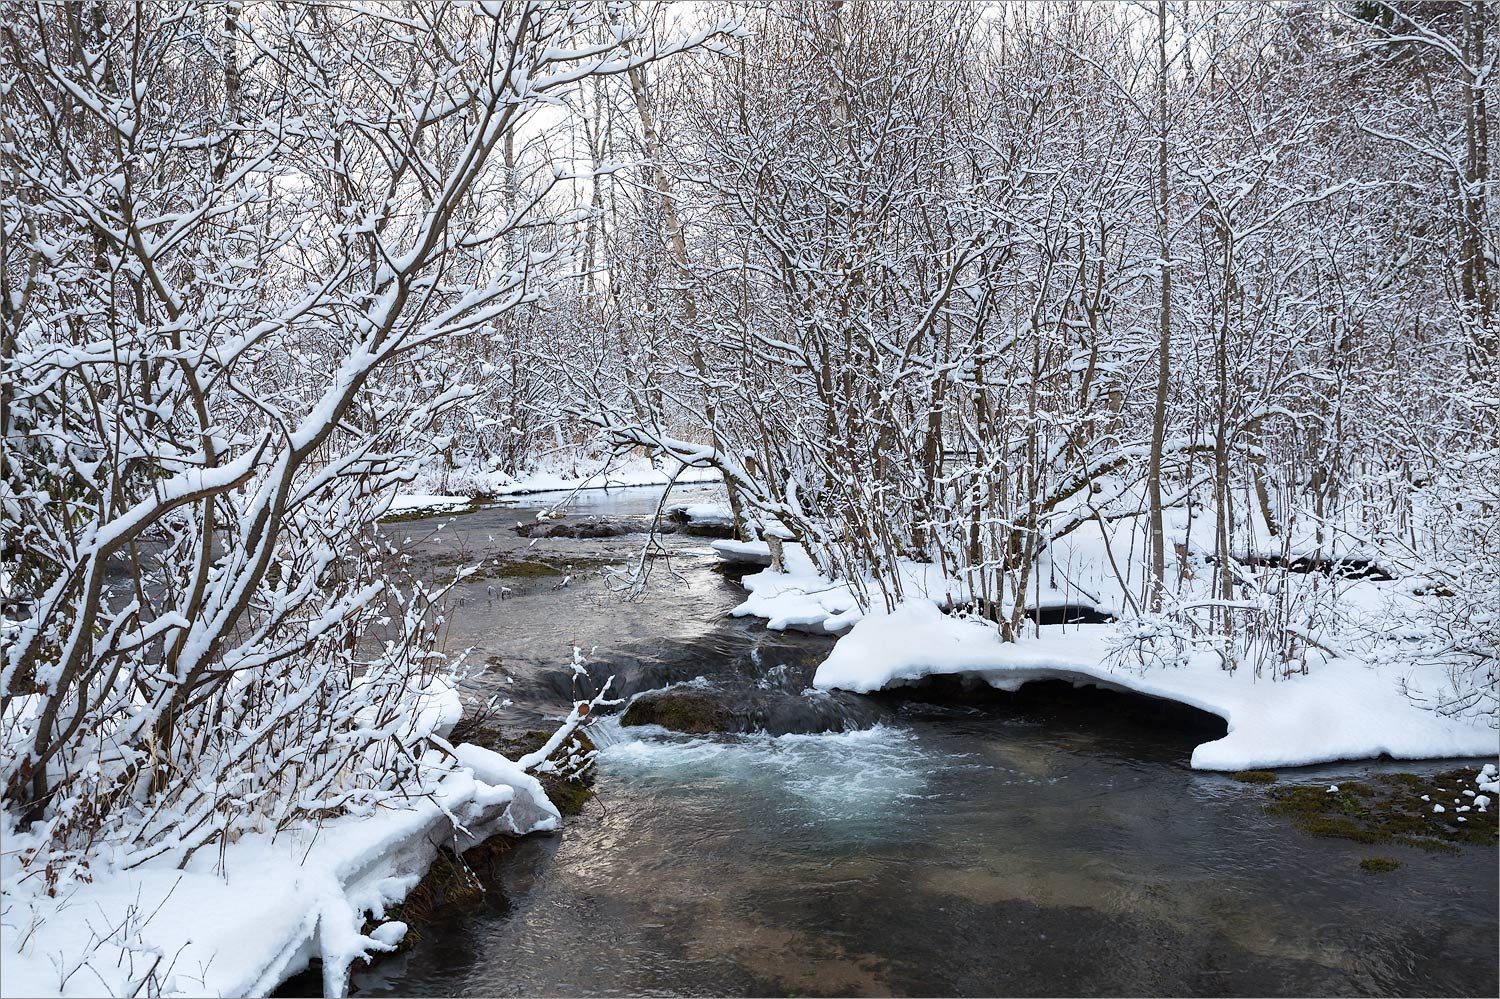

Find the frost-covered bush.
xmin=1393 ymin=446 xmax=1500 ymax=725
xmin=0 ymin=0 xmax=726 ymax=883
xmin=1105 ymin=562 xmax=1344 ymax=679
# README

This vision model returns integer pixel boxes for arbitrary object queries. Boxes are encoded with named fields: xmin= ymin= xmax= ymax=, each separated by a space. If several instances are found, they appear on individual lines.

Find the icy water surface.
xmin=347 ymin=485 xmax=1498 ymax=998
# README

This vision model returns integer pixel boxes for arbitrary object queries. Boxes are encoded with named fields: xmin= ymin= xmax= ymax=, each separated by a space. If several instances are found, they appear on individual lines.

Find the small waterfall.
xmin=584 ymin=715 xmax=635 ymax=748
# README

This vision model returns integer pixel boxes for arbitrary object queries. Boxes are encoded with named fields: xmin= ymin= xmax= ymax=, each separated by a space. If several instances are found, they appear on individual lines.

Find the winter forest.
xmin=1 ymin=1 xmax=1497 ymax=997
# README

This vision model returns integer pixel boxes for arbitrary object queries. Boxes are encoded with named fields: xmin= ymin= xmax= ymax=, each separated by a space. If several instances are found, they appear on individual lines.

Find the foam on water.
xmin=596 ymin=723 xmax=950 ymax=830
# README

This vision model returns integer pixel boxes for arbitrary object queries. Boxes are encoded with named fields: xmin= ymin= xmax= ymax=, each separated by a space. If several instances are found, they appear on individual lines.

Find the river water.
xmin=349 ymin=485 xmax=1498 ymax=998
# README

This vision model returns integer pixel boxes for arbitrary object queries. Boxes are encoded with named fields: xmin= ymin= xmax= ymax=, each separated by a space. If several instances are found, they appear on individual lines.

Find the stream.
xmin=345 ymin=485 xmax=1496 ymax=998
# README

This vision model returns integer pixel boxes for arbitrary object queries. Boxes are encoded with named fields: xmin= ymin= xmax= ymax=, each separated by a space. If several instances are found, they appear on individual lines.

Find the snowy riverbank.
xmin=0 ymin=685 xmax=561 ymax=999
xmin=815 ymin=600 xmax=1496 ymax=770
xmin=705 ymin=517 xmax=1497 ymax=771
xmin=390 ymin=455 xmax=723 ymax=515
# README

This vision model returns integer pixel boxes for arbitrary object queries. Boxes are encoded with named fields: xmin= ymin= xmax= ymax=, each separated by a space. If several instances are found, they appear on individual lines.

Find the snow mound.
xmin=711 ymin=538 xmax=773 ymax=566
xmin=730 ymin=545 xmax=861 ymax=634
xmin=668 ymin=501 xmax=735 ymax=526
xmin=813 ymin=600 xmax=1497 ymax=771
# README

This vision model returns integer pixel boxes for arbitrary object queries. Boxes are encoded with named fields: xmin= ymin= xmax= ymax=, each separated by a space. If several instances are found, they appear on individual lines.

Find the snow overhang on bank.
xmin=811 ymin=600 xmax=1497 ymax=771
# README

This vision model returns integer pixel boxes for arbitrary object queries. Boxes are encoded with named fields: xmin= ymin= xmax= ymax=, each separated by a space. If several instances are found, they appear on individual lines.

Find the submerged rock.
xmin=520 ymin=627 xmax=833 ymax=711
xmin=622 ymin=691 xmax=735 ymax=733
xmin=1359 ymin=857 xmax=1403 ymax=873
xmin=516 ymin=516 xmax=651 ymax=539
xmin=620 ymin=683 xmax=886 ymax=736
xmin=512 ymin=513 xmax=735 ymax=540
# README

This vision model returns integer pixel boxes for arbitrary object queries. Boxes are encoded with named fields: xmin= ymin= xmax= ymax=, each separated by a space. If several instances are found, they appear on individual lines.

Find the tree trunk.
xmin=1147 ymin=0 xmax=1172 ymax=609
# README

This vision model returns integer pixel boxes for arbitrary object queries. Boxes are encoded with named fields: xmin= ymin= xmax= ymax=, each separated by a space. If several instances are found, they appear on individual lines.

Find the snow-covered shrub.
xmin=1105 ymin=561 xmax=1344 ymax=679
xmin=1389 ymin=442 xmax=1500 ymax=726
xmin=0 ymin=1 xmax=727 ymax=886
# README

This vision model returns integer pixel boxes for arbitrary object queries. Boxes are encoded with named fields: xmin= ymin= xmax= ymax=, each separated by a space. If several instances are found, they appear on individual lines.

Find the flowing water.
xmin=346 ymin=485 xmax=1497 ymax=998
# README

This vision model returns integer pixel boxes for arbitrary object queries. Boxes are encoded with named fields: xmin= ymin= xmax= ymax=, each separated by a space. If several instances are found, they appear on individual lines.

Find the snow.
xmin=719 ymin=542 xmax=1498 ymax=772
xmin=404 ymin=454 xmax=722 ymax=502
xmin=711 ymin=538 xmax=774 ymax=567
xmin=729 ymin=543 xmax=861 ymax=634
xmin=368 ymin=921 xmax=407 ymax=949
xmin=388 ymin=457 xmax=727 ymax=519
xmin=387 ymin=492 xmax=474 ymax=513
xmin=668 ymin=501 xmax=792 ymax=538
xmin=811 ymin=600 xmax=1496 ymax=770
xmin=483 ymin=458 xmax=722 ymax=496
xmin=2 ymin=714 xmax=559 ymax=999
xmin=669 ymin=501 xmax=735 ymax=526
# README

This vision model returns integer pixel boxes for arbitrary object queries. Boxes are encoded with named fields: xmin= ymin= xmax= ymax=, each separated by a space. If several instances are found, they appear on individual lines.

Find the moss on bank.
xmin=1359 ymin=857 xmax=1402 ymax=873
xmin=502 ymin=728 xmax=598 ymax=817
xmin=1264 ymin=769 xmax=1497 ymax=855
xmin=446 ymin=718 xmax=598 ymax=818
xmin=374 ymin=838 xmax=513 ymax=950
xmin=1231 ymin=770 xmax=1278 ymax=784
